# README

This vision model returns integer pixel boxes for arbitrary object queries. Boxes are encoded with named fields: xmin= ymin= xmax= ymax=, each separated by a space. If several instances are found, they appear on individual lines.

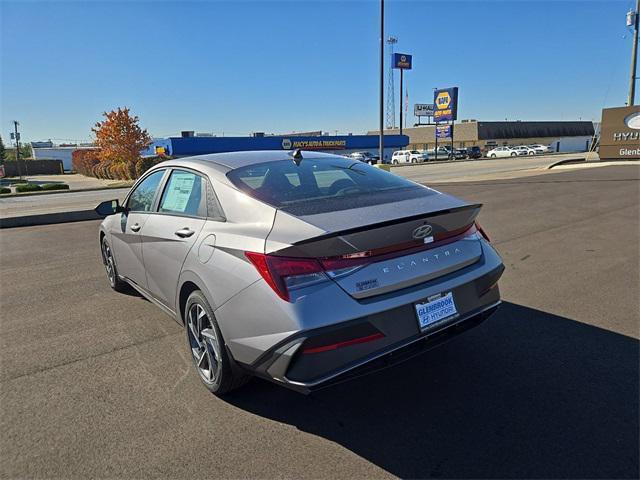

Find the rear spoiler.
xmin=293 ymin=203 xmax=483 ymax=247
xmin=274 ymin=203 xmax=483 ymax=258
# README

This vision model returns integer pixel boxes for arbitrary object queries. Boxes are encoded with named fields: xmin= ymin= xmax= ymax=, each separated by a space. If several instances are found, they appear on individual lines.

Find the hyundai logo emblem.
xmin=412 ymin=224 xmax=433 ymax=239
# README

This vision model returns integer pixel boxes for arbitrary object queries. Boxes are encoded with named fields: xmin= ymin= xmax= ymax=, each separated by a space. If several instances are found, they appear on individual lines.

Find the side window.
xmin=158 ymin=170 xmax=207 ymax=217
xmin=206 ymin=181 xmax=225 ymax=220
xmin=128 ymin=170 xmax=166 ymax=212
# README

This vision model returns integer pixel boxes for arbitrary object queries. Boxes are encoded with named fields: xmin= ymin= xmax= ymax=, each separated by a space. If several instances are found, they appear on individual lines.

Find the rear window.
xmin=226 ymin=157 xmax=435 ymax=215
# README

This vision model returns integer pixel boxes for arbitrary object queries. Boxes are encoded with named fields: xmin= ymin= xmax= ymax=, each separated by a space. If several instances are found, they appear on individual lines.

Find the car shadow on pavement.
xmin=224 ymin=302 xmax=639 ymax=479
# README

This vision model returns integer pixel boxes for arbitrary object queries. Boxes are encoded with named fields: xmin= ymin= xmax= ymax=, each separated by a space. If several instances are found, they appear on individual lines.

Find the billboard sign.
xmin=433 ymin=87 xmax=459 ymax=123
xmin=436 ymin=125 xmax=453 ymax=139
xmin=281 ymin=138 xmax=347 ymax=150
xmin=393 ymin=53 xmax=412 ymax=70
xmin=414 ymin=103 xmax=435 ymax=117
xmin=599 ymin=105 xmax=640 ymax=160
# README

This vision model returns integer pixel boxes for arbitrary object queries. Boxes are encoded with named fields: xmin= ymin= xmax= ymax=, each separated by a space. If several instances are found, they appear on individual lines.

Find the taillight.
xmin=245 ymin=252 xmax=327 ymax=301
xmin=246 ymin=223 xmax=484 ymax=301
xmin=475 ymin=221 xmax=491 ymax=242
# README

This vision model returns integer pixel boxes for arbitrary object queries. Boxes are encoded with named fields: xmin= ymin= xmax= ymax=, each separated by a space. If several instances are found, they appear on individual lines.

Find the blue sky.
xmin=0 ymin=0 xmax=636 ymax=142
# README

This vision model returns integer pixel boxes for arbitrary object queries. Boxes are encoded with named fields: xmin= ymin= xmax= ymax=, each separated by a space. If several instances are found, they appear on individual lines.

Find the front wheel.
xmin=185 ymin=290 xmax=249 ymax=395
xmin=490 ymin=154 xmax=496 ymax=158
xmin=528 ymin=151 xmax=535 ymax=155
xmin=101 ymin=237 xmax=128 ymax=292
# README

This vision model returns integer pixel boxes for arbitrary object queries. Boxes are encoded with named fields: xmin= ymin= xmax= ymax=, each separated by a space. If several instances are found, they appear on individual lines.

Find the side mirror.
xmin=95 ymin=199 xmax=125 ymax=217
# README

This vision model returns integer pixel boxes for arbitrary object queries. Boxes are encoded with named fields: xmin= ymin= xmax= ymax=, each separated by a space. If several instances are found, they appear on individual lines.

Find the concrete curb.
xmin=546 ymin=157 xmax=587 ymax=169
xmin=0 ymin=210 xmax=101 ymax=229
xmin=0 ymin=183 xmax=132 ymax=199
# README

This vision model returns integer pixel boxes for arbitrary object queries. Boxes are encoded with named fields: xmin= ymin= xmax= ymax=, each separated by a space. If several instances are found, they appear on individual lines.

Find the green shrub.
xmin=0 ymin=187 xmax=10 ymax=194
xmin=41 ymin=183 xmax=70 ymax=191
xmin=15 ymin=183 xmax=42 ymax=193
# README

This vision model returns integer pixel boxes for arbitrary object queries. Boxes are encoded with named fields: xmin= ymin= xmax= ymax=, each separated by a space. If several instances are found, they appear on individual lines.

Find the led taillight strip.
xmin=302 ymin=332 xmax=385 ymax=354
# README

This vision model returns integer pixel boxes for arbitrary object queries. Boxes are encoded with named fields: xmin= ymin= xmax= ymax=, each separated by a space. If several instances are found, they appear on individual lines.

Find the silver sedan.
xmin=96 ymin=150 xmax=504 ymax=395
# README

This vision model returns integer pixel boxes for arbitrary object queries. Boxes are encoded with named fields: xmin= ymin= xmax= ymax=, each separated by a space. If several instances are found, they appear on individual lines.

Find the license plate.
xmin=415 ymin=292 xmax=459 ymax=330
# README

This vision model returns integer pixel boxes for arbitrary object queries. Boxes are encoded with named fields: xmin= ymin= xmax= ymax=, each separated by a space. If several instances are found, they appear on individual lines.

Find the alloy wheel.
xmin=187 ymin=303 xmax=222 ymax=384
xmin=101 ymin=240 xmax=115 ymax=286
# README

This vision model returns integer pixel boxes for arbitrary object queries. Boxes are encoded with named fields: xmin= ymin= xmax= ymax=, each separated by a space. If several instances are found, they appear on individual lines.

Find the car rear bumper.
xmin=245 ymin=262 xmax=504 ymax=394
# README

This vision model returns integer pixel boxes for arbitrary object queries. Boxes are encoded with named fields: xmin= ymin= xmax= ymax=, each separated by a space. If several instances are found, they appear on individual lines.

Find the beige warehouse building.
xmin=370 ymin=120 xmax=595 ymax=153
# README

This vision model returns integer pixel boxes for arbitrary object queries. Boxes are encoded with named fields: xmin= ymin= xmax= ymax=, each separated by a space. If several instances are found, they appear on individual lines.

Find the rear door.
xmin=110 ymin=169 xmax=167 ymax=288
xmin=141 ymin=169 xmax=209 ymax=308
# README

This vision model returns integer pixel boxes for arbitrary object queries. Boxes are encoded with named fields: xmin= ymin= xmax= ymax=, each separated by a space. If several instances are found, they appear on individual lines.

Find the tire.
xmin=511 ymin=152 xmax=517 ymax=157
xmin=393 ymin=159 xmax=398 ymax=165
xmin=528 ymin=151 xmax=534 ymax=155
xmin=185 ymin=290 xmax=249 ymax=395
xmin=101 ymin=236 xmax=128 ymax=293
xmin=490 ymin=154 xmax=496 ymax=158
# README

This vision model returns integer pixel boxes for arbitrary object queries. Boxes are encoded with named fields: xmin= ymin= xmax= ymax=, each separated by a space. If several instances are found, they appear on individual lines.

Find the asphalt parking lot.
xmin=1 ymin=165 xmax=638 ymax=479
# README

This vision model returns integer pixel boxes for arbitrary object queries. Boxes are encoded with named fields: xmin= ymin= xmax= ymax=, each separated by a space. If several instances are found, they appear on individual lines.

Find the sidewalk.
xmin=0 ymin=188 xmax=129 ymax=228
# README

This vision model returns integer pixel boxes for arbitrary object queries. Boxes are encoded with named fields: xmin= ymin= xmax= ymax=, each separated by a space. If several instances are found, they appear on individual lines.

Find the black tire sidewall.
xmin=101 ymin=237 xmax=126 ymax=291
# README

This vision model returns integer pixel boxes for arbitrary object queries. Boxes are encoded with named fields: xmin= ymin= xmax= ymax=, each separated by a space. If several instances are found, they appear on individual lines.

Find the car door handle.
xmin=130 ymin=223 xmax=141 ymax=232
xmin=175 ymin=228 xmax=195 ymax=238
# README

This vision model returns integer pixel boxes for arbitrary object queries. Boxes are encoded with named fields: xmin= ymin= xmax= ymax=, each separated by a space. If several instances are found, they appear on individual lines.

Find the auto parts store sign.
xmin=433 ymin=87 xmax=459 ymax=123
xmin=281 ymin=138 xmax=347 ymax=150
xmin=599 ymin=106 xmax=640 ymax=160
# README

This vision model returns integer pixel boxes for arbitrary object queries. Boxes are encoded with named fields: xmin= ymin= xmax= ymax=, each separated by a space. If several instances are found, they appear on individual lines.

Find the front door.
xmin=141 ymin=169 xmax=208 ymax=308
xmin=111 ymin=169 xmax=167 ymax=288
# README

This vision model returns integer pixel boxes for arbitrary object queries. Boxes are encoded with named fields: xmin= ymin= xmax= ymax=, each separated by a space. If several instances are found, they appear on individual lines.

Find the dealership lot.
xmin=0 ymin=165 xmax=638 ymax=479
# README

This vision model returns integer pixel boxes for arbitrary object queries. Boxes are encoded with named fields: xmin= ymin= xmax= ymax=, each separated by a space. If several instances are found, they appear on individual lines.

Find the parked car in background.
xmin=95 ymin=150 xmax=504 ymax=395
xmin=392 ymin=150 xmax=428 ymax=164
xmin=423 ymin=146 xmax=452 ymax=161
xmin=466 ymin=146 xmax=482 ymax=159
xmin=452 ymin=148 xmax=468 ymax=160
xmin=529 ymin=144 xmax=553 ymax=154
xmin=347 ymin=151 xmax=381 ymax=165
xmin=515 ymin=145 xmax=537 ymax=156
xmin=487 ymin=146 xmax=518 ymax=158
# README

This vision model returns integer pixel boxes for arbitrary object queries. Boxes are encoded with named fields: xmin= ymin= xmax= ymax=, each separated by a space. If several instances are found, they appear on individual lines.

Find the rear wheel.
xmin=101 ymin=237 xmax=128 ymax=292
xmin=185 ymin=290 xmax=249 ymax=395
xmin=511 ymin=152 xmax=517 ymax=157
xmin=490 ymin=154 xmax=496 ymax=158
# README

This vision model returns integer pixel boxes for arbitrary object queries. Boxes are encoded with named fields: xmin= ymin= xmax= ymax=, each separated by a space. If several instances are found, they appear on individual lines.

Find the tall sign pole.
xmin=392 ymin=53 xmax=412 ymax=136
xmin=399 ymin=69 xmax=404 ymax=135
xmin=628 ymin=0 xmax=639 ymax=106
xmin=433 ymin=89 xmax=438 ymax=160
xmin=13 ymin=120 xmax=22 ymax=180
xmin=379 ymin=0 xmax=384 ymax=163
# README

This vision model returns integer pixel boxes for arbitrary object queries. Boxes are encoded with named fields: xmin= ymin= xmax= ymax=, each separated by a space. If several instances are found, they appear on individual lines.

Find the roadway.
xmin=0 ymin=153 xmax=583 ymax=219
xmin=0 ymin=165 xmax=638 ymax=479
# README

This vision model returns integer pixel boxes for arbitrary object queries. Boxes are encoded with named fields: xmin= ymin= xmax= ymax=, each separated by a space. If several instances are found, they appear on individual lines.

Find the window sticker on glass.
xmin=162 ymin=172 xmax=196 ymax=213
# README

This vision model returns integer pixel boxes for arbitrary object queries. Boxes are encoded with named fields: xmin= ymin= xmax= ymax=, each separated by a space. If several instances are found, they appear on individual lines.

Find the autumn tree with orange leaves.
xmin=91 ymin=107 xmax=151 ymax=179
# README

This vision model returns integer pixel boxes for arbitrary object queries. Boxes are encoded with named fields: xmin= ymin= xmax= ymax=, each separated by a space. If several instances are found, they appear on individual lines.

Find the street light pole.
xmin=629 ymin=0 xmax=639 ymax=106
xmin=379 ymin=0 xmax=385 ymax=164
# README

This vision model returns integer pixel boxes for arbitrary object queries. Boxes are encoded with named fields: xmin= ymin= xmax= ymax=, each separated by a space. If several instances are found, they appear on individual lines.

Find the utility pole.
xmin=628 ymin=0 xmax=639 ymax=106
xmin=13 ymin=121 xmax=22 ymax=180
xmin=379 ymin=0 xmax=385 ymax=164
